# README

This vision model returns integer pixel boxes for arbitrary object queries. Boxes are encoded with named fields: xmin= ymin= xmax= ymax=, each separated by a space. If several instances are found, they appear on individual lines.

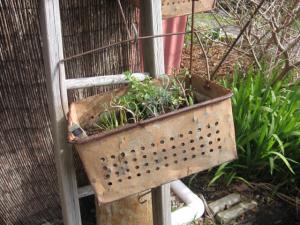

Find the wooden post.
xmin=151 ymin=184 xmax=171 ymax=225
xmin=97 ymin=1 xmax=171 ymax=225
xmin=140 ymin=0 xmax=165 ymax=78
xmin=40 ymin=1 xmax=170 ymax=225
xmin=39 ymin=1 xmax=82 ymax=225
xmin=140 ymin=1 xmax=172 ymax=225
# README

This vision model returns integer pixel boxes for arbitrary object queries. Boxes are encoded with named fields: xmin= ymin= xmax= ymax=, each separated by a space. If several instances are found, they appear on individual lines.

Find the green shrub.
xmin=211 ymin=66 xmax=300 ymax=193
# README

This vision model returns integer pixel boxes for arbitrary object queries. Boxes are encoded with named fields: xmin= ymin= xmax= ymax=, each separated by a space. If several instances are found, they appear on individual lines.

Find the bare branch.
xmin=215 ymin=0 xmax=300 ymax=81
xmin=194 ymin=31 xmax=211 ymax=80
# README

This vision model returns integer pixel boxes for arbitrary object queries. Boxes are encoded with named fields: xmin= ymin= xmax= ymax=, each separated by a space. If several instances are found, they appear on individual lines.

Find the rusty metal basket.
xmin=68 ymin=75 xmax=237 ymax=203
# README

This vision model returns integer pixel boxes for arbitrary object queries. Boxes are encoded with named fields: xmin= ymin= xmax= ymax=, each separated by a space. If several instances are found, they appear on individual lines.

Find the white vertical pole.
xmin=39 ymin=1 xmax=82 ymax=225
xmin=140 ymin=1 xmax=171 ymax=225
xmin=140 ymin=0 xmax=165 ymax=77
xmin=151 ymin=184 xmax=172 ymax=225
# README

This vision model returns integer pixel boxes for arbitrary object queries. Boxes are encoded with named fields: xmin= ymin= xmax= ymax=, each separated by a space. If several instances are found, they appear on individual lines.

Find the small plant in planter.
xmin=93 ymin=72 xmax=195 ymax=133
xmin=67 ymin=71 xmax=236 ymax=203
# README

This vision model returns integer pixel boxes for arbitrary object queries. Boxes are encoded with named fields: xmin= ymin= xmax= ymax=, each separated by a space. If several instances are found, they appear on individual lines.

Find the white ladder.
xmin=39 ymin=0 xmax=171 ymax=225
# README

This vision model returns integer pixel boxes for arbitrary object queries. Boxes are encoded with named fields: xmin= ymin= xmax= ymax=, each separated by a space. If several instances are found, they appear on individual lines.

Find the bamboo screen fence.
xmin=0 ymin=1 xmax=140 ymax=224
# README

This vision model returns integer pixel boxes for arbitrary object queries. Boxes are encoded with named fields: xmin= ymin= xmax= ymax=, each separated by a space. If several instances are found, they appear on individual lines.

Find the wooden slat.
xmin=78 ymin=185 xmax=94 ymax=199
xmin=66 ymin=73 xmax=148 ymax=90
xmin=39 ymin=1 xmax=82 ymax=225
xmin=140 ymin=1 xmax=171 ymax=225
xmin=140 ymin=0 xmax=165 ymax=79
xmin=152 ymin=184 xmax=171 ymax=225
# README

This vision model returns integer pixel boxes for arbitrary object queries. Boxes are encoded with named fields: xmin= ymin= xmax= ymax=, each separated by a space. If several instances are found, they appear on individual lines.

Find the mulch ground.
xmin=176 ymin=45 xmax=299 ymax=225
xmin=181 ymin=43 xmax=251 ymax=79
xmin=180 ymin=172 xmax=300 ymax=225
xmin=81 ymin=43 xmax=298 ymax=225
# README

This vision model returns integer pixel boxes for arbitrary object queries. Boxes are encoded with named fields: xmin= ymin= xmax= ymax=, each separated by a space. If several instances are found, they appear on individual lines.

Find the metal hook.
xmin=137 ymin=190 xmax=151 ymax=204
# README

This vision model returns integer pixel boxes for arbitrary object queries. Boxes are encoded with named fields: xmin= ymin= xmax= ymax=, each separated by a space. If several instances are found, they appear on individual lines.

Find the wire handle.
xmin=57 ymin=1 xmax=197 ymax=120
xmin=189 ymin=0 xmax=197 ymax=74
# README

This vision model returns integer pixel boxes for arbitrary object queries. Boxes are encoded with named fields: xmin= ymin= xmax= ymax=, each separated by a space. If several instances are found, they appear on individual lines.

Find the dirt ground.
xmin=81 ymin=43 xmax=298 ymax=225
xmin=179 ymin=172 xmax=300 ymax=225
xmin=176 ymin=44 xmax=300 ymax=225
xmin=181 ymin=43 xmax=251 ymax=79
xmin=81 ymin=173 xmax=300 ymax=225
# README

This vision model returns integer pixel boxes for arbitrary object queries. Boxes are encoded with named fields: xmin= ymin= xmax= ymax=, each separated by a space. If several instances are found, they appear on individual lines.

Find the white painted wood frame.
xmin=65 ymin=73 xmax=148 ymax=90
xmin=39 ymin=1 xmax=82 ymax=225
xmin=40 ymin=0 xmax=170 ymax=225
xmin=140 ymin=1 xmax=172 ymax=225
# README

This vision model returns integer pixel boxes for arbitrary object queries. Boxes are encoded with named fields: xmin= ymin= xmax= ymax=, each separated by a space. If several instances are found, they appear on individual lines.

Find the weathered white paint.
xmin=66 ymin=73 xmax=148 ymax=90
xmin=140 ymin=1 xmax=171 ymax=225
xmin=40 ymin=0 xmax=170 ymax=224
xmin=140 ymin=0 xmax=165 ymax=78
xmin=151 ymin=184 xmax=172 ymax=225
xmin=39 ymin=1 xmax=82 ymax=225
xmin=78 ymin=185 xmax=94 ymax=199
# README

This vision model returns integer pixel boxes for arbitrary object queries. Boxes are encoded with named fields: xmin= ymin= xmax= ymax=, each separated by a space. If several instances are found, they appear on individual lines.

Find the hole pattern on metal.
xmin=162 ymin=0 xmax=193 ymax=6
xmin=99 ymin=122 xmax=222 ymax=188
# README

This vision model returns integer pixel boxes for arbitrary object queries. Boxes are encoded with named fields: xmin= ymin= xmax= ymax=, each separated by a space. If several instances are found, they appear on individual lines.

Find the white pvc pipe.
xmin=170 ymin=180 xmax=205 ymax=225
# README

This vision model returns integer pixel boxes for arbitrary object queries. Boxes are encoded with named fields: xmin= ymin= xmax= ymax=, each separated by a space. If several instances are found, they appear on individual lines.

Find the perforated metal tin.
xmin=70 ymin=76 xmax=237 ymax=203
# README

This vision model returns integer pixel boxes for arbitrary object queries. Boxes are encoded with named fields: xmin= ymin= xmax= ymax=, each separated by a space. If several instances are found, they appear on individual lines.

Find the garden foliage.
xmin=211 ymin=66 xmax=300 ymax=192
xmin=97 ymin=72 xmax=194 ymax=131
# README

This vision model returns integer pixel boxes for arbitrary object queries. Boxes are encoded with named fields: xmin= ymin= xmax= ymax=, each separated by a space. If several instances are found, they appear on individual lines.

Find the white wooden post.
xmin=40 ymin=1 xmax=170 ymax=224
xmin=39 ymin=1 xmax=82 ymax=225
xmin=140 ymin=1 xmax=172 ymax=225
xmin=140 ymin=0 xmax=165 ymax=78
xmin=151 ymin=184 xmax=171 ymax=225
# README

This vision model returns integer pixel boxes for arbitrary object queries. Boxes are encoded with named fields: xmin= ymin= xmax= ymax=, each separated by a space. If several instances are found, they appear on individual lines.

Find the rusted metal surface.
xmin=69 ymin=76 xmax=237 ymax=203
xmin=70 ymin=77 xmax=232 ymax=144
xmin=97 ymin=191 xmax=153 ymax=225
xmin=161 ymin=0 xmax=216 ymax=18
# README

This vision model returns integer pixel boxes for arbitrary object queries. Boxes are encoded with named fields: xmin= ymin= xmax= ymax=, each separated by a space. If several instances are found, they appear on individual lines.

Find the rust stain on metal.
xmin=97 ymin=192 xmax=153 ymax=225
xmin=69 ymin=76 xmax=237 ymax=203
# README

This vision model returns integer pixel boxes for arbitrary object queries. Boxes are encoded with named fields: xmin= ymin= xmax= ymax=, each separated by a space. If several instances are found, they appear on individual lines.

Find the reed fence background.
xmin=0 ymin=1 xmax=140 ymax=224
